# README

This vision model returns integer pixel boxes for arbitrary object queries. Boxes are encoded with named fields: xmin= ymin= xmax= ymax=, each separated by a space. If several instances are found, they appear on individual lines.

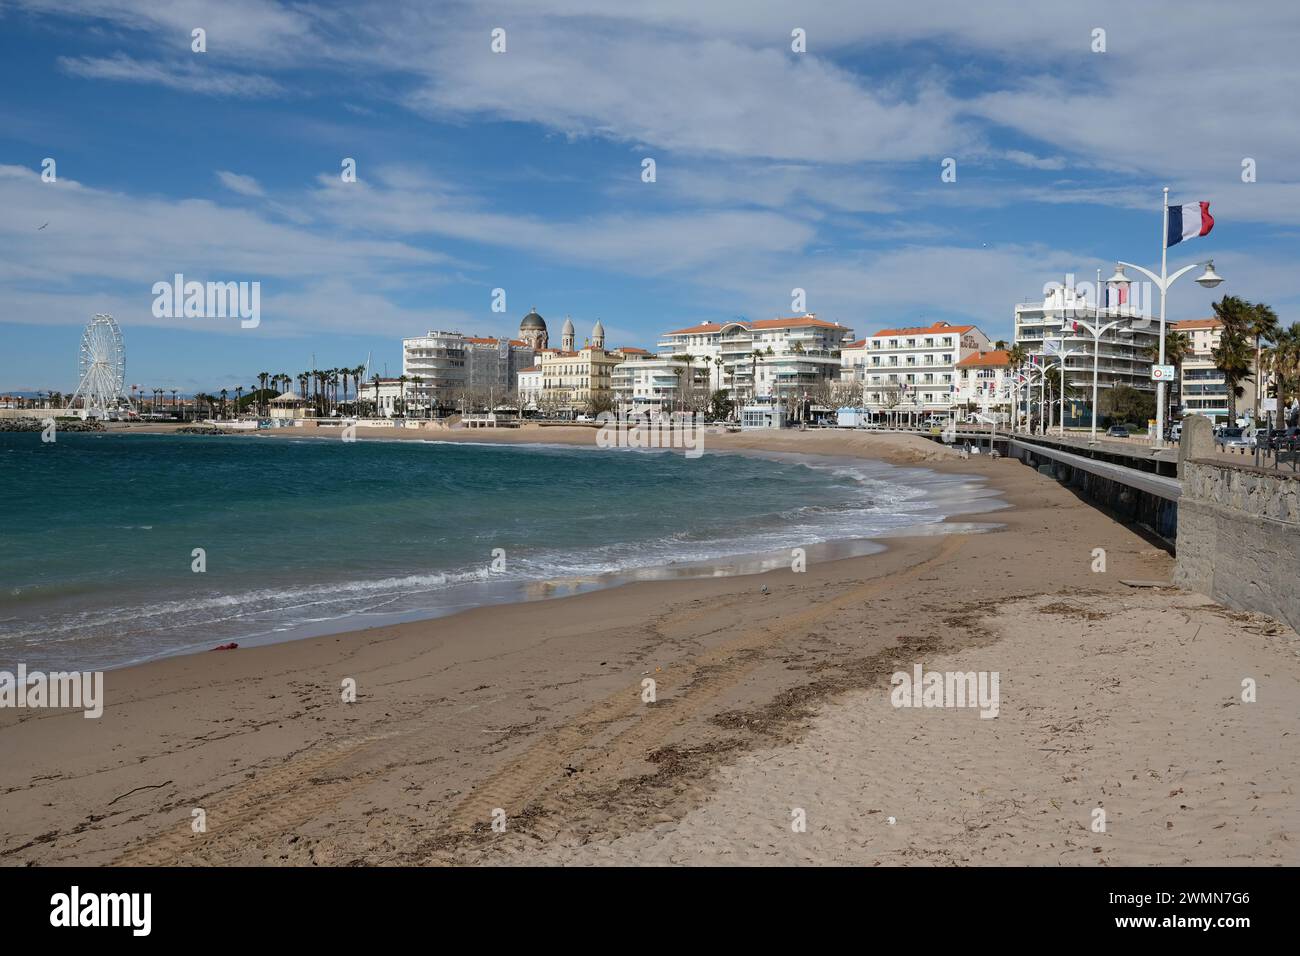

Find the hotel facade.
xmin=841 ymin=321 xmax=993 ymax=421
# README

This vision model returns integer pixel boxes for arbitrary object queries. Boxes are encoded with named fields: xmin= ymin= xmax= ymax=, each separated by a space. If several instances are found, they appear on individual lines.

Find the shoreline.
xmin=55 ymin=426 xmax=1006 ymax=672
xmin=3 ymin=429 xmax=1296 ymax=866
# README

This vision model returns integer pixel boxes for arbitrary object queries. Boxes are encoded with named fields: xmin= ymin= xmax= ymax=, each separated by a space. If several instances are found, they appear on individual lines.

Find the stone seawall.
xmin=1174 ymin=416 xmax=1300 ymax=632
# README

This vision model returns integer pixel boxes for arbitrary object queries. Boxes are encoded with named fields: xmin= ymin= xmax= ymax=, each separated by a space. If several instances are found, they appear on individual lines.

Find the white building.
xmin=611 ymin=350 xmax=698 ymax=415
xmin=843 ymin=321 xmax=993 ymax=423
xmin=954 ymin=350 xmax=1012 ymax=421
xmin=1014 ymin=280 xmax=1159 ymax=425
xmin=402 ymin=330 xmax=534 ymax=412
xmin=517 ymin=366 xmax=544 ymax=411
xmin=654 ymin=315 xmax=855 ymax=405
xmin=356 ymin=378 xmax=406 ymax=417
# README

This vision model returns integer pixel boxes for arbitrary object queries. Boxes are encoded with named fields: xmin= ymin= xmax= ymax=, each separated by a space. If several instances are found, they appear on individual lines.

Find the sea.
xmin=0 ymin=432 xmax=1003 ymax=671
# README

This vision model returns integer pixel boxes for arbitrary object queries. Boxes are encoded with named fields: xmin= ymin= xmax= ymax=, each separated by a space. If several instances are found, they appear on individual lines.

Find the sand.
xmin=2 ymin=426 xmax=1296 ymax=867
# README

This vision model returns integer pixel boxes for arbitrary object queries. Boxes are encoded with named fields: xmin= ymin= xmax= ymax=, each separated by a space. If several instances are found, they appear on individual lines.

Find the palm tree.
xmin=258 ymin=372 xmax=270 ymax=414
xmin=1006 ymin=344 xmax=1029 ymax=428
xmin=219 ymin=388 xmax=229 ymax=419
xmin=1264 ymin=322 xmax=1300 ymax=423
xmin=411 ymin=374 xmax=425 ymax=417
xmin=1211 ymin=296 xmax=1255 ymax=424
xmin=713 ymin=356 xmax=724 ymax=395
xmin=371 ymin=372 xmax=382 ymax=417
xmin=397 ymin=374 xmax=409 ymax=416
xmin=1245 ymin=302 xmax=1280 ymax=423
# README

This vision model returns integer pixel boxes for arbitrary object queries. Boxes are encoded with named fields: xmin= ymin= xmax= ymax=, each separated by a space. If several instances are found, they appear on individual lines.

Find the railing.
xmin=1220 ymin=435 xmax=1300 ymax=472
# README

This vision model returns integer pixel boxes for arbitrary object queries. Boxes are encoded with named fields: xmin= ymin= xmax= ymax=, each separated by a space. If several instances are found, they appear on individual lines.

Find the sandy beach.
xmin=2 ymin=426 xmax=1296 ymax=867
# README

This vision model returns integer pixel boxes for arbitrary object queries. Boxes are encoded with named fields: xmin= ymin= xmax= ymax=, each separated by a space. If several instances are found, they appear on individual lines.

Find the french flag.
xmin=1167 ymin=201 xmax=1214 ymax=247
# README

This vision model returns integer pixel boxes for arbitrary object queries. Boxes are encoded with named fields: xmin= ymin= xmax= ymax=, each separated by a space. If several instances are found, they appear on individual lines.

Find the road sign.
xmin=1150 ymin=365 xmax=1175 ymax=381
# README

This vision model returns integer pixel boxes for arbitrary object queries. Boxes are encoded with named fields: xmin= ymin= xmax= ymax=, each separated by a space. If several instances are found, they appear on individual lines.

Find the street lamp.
xmin=1071 ymin=312 xmax=1133 ymax=443
xmin=1109 ymin=190 xmax=1225 ymax=447
xmin=1019 ymin=363 xmax=1047 ymax=434
xmin=1045 ymin=338 xmax=1089 ymax=437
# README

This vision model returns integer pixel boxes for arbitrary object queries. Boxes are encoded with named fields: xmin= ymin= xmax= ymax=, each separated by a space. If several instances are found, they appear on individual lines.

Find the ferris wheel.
xmin=66 ymin=313 xmax=126 ymax=415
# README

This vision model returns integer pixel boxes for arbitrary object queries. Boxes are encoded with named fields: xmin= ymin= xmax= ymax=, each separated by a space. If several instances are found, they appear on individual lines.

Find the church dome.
xmin=520 ymin=308 xmax=546 ymax=331
xmin=592 ymin=319 xmax=605 ymax=336
xmin=562 ymin=316 xmax=575 ymax=335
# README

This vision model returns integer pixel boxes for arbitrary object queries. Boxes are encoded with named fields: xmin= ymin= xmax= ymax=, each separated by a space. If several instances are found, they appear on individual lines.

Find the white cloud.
xmin=216 ymin=170 xmax=265 ymax=197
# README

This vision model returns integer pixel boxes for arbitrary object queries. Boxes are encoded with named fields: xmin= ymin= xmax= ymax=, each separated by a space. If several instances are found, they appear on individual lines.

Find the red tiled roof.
xmin=518 ymin=366 xmax=540 ymax=373
xmin=617 ymin=347 xmax=649 ymax=354
xmin=842 ymin=339 xmax=867 ymax=349
xmin=872 ymin=321 xmax=975 ymax=338
xmin=956 ymin=350 xmax=1010 ymax=368
xmin=1172 ymin=318 xmax=1221 ymax=330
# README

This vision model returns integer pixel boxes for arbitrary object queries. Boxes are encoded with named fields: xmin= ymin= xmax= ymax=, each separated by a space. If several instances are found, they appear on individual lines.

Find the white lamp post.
xmin=1108 ymin=188 xmax=1224 ymax=447
xmin=1020 ymin=364 xmax=1046 ymax=434
xmin=1045 ymin=337 xmax=1088 ymax=437
xmin=1071 ymin=314 xmax=1133 ymax=443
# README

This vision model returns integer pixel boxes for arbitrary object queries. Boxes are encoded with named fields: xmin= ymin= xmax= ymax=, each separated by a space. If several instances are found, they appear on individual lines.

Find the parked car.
xmin=1169 ymin=423 xmax=1182 ymax=442
xmin=1216 ymin=427 xmax=1254 ymax=449
xmin=1106 ymin=425 xmax=1129 ymax=438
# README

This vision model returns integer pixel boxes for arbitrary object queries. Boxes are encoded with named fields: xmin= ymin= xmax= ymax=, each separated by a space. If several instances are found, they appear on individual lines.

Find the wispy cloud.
xmin=57 ymin=54 xmax=284 ymax=97
xmin=216 ymin=170 xmax=265 ymax=197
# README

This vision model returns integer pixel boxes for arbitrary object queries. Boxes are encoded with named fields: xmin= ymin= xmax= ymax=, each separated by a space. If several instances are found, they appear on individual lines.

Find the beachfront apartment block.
xmin=954 ymin=350 xmax=1013 ymax=419
xmin=841 ymin=321 xmax=993 ymax=421
xmin=1172 ymin=318 xmax=1260 ymax=424
xmin=402 ymin=330 xmax=535 ymax=411
xmin=610 ymin=350 xmax=708 ymax=415
xmin=1013 ymin=282 xmax=1159 ymax=423
xmin=651 ymin=315 xmax=855 ymax=404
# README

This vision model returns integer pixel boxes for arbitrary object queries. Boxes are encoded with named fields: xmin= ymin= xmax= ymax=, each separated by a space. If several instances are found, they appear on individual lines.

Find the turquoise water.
xmin=0 ymin=433 xmax=996 ymax=670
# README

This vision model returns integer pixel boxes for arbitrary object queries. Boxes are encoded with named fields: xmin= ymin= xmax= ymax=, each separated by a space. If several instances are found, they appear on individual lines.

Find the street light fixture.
xmin=1045 ymin=337 xmax=1089 ymax=437
xmin=1109 ymin=188 xmax=1226 ymax=447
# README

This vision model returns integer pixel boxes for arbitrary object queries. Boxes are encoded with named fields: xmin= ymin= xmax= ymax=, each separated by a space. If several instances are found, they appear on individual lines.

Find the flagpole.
xmin=1092 ymin=267 xmax=1102 ymax=441
xmin=1156 ymin=186 xmax=1170 ymax=446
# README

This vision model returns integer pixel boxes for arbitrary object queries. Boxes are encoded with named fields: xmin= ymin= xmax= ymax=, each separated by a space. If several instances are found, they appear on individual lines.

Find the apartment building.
xmin=654 ymin=315 xmax=855 ymax=403
xmin=842 ymin=320 xmax=992 ymax=420
xmin=402 ymin=330 xmax=534 ymax=411
xmin=954 ymin=350 xmax=1012 ymax=420
xmin=1172 ymin=318 xmax=1260 ymax=423
xmin=611 ymin=353 xmax=704 ymax=415
xmin=1013 ymin=281 xmax=1159 ymax=423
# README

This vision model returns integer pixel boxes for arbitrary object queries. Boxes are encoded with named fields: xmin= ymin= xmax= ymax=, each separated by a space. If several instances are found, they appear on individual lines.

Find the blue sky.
xmin=3 ymin=0 xmax=1300 ymax=394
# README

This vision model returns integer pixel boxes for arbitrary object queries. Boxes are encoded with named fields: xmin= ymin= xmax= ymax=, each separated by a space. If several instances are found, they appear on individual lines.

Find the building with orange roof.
xmin=1171 ymin=317 xmax=1261 ymax=423
xmin=840 ymin=320 xmax=992 ymax=422
xmin=653 ymin=313 xmax=855 ymax=407
xmin=954 ymin=350 xmax=1013 ymax=416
